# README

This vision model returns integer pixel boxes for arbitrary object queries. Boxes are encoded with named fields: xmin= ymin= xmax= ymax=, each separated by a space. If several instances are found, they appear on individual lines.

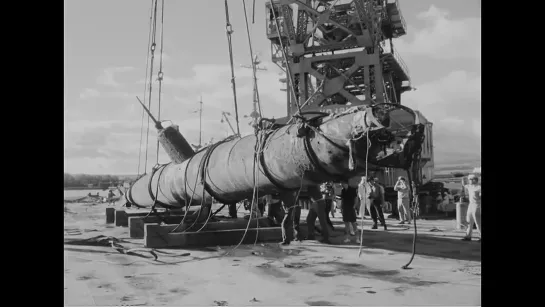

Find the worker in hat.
xmin=394 ymin=176 xmax=412 ymax=224
xmin=461 ymin=174 xmax=481 ymax=242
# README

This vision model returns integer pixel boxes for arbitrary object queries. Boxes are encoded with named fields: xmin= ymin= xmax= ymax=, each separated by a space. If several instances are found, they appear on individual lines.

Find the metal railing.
xmin=399 ymin=11 xmax=407 ymax=34
xmin=381 ymin=42 xmax=410 ymax=80
xmin=392 ymin=47 xmax=410 ymax=78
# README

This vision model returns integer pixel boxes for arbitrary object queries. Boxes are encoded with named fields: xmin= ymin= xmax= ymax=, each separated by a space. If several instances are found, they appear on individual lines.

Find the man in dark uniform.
xmin=278 ymin=191 xmax=301 ymax=245
xmin=305 ymin=184 xmax=331 ymax=244
xmin=320 ymin=181 xmax=335 ymax=231
xmin=265 ymin=193 xmax=284 ymax=225
xmin=368 ymin=177 xmax=387 ymax=230
xmin=228 ymin=203 xmax=238 ymax=218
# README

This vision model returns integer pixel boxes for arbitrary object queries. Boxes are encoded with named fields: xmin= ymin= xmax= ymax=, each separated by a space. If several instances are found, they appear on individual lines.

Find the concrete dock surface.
xmin=64 ymin=202 xmax=481 ymax=306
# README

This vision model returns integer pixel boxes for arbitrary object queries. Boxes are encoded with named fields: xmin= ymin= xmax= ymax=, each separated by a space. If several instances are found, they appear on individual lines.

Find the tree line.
xmin=64 ymin=173 xmax=129 ymax=188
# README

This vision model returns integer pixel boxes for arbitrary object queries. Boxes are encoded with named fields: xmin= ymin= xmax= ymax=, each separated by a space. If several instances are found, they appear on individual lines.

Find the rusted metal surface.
xmin=127 ymin=104 xmax=422 ymax=209
xmin=157 ymin=124 xmax=195 ymax=164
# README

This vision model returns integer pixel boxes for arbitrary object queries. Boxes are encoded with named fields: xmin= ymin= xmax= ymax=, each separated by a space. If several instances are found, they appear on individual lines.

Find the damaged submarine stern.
xmin=125 ymin=103 xmax=425 ymax=209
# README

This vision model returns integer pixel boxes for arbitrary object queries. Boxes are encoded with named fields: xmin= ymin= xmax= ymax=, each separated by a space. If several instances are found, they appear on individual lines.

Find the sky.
xmin=64 ymin=0 xmax=481 ymax=175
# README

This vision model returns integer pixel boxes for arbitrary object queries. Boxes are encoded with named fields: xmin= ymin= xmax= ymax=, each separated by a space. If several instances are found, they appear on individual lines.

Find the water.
xmin=64 ymin=189 xmax=122 ymax=199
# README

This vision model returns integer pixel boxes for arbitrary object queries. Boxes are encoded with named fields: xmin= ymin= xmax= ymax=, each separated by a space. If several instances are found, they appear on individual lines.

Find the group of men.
xmin=277 ymin=176 xmax=396 ymax=245
xmin=227 ymin=172 xmax=481 ymax=245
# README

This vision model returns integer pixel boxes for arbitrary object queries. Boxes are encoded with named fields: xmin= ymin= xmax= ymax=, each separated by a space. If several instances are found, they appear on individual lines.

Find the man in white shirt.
xmin=394 ymin=176 xmax=412 ymax=224
xmin=357 ymin=177 xmax=371 ymax=219
xmin=461 ymin=174 xmax=481 ymax=242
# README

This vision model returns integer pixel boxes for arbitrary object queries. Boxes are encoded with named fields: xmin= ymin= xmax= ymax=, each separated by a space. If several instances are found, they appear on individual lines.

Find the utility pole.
xmin=198 ymin=95 xmax=203 ymax=147
xmin=191 ymin=96 xmax=204 ymax=151
xmin=241 ymin=54 xmax=267 ymax=125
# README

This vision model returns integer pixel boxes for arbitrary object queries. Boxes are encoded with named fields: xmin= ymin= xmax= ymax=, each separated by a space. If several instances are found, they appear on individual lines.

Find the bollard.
xmin=456 ymin=202 xmax=469 ymax=230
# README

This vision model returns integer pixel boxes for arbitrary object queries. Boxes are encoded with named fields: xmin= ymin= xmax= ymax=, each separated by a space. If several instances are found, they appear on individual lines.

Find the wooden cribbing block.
xmin=144 ymin=225 xmax=282 ymax=248
xmin=105 ymin=207 xmax=115 ymax=223
xmin=116 ymin=208 xmax=196 ymax=227
xmin=147 ymin=217 xmax=273 ymax=234
xmin=143 ymin=218 xmax=274 ymax=247
xmin=115 ymin=210 xmax=129 ymax=227
xmin=129 ymin=215 xmax=186 ymax=238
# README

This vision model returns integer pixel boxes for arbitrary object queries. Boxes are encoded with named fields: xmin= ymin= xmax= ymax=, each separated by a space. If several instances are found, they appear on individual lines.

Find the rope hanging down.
xmin=401 ymin=128 xmax=425 ymax=270
xmin=270 ymin=4 xmax=302 ymax=116
xmin=224 ymin=0 xmax=241 ymax=137
xmin=144 ymin=0 xmax=160 ymax=172
xmin=136 ymin=0 xmax=155 ymax=177
xmin=155 ymin=0 xmax=166 ymax=164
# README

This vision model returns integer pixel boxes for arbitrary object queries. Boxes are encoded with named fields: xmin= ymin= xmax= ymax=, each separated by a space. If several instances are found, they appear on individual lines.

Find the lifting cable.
xmin=224 ymin=0 xmax=241 ymax=137
xmin=144 ymin=0 xmax=160 ymax=172
xmin=139 ymin=0 xmax=167 ymax=220
xmin=401 ymin=139 xmax=424 ymax=269
xmin=225 ymin=128 xmax=267 ymax=255
xmin=270 ymin=4 xmax=302 ymax=116
xmin=136 ymin=0 xmax=155 ymax=177
xmin=252 ymin=0 xmax=256 ymax=24
xmin=169 ymin=134 xmax=239 ymax=234
xmin=225 ymin=0 xmax=240 ymax=137
xmin=358 ymin=128 xmax=371 ymax=257
xmin=169 ymin=149 xmax=210 ymax=233
xmin=242 ymin=0 xmax=263 ymax=117
xmin=182 ymin=136 xmax=238 ymax=233
xmin=155 ymin=0 xmax=165 ymax=164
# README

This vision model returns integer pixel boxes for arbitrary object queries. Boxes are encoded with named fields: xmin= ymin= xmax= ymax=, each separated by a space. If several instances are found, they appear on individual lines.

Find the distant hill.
xmin=116 ymin=174 xmax=140 ymax=181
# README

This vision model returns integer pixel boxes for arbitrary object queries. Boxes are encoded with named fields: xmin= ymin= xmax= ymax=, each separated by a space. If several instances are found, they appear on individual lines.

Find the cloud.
xmin=65 ymin=60 xmax=291 ymax=174
xmin=401 ymin=69 xmax=481 ymax=165
xmin=145 ymin=61 xmax=287 ymax=136
xmin=79 ymin=88 xmax=100 ymax=99
xmin=395 ymin=5 xmax=480 ymax=60
xmin=472 ymin=119 xmax=481 ymax=138
xmin=97 ymin=66 xmax=136 ymax=87
xmin=439 ymin=117 xmax=466 ymax=129
xmin=403 ymin=70 xmax=480 ymax=120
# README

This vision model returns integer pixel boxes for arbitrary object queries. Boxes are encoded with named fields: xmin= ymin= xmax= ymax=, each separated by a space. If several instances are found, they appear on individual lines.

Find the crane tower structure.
xmin=266 ymin=0 xmax=434 ymax=186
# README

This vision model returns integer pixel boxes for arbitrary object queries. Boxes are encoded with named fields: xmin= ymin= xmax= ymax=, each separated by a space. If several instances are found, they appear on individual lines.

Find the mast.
xmin=199 ymin=95 xmax=203 ymax=147
xmin=241 ymin=54 xmax=267 ymax=127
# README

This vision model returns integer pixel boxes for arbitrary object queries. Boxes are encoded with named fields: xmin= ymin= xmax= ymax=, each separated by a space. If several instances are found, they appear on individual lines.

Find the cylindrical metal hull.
xmin=127 ymin=105 xmax=420 ymax=208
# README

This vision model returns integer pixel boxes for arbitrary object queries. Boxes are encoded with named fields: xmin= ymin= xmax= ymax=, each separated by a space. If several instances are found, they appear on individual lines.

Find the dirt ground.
xmin=64 ymin=202 xmax=481 ymax=306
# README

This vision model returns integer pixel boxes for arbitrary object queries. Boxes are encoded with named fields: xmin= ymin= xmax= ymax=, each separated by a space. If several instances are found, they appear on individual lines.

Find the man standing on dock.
xmin=228 ymin=203 xmax=238 ymax=218
xmin=305 ymin=185 xmax=331 ymax=244
xmin=320 ymin=181 xmax=335 ymax=231
xmin=279 ymin=191 xmax=301 ymax=245
xmin=368 ymin=178 xmax=387 ymax=230
xmin=107 ymin=190 xmax=116 ymax=206
xmin=265 ymin=194 xmax=284 ymax=225
xmin=358 ymin=177 xmax=371 ymax=219
xmin=461 ymin=174 xmax=481 ymax=242
xmin=394 ymin=176 xmax=412 ymax=224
